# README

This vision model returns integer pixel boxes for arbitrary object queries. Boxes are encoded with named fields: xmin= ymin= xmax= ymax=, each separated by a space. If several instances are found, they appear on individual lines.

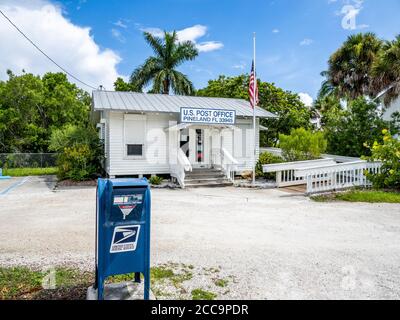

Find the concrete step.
xmin=189 ymin=169 xmax=222 ymax=173
xmin=185 ymin=181 xmax=233 ymax=188
xmin=186 ymin=169 xmax=225 ymax=178
xmin=185 ymin=173 xmax=226 ymax=179
xmin=184 ymin=169 xmax=233 ymax=188
xmin=185 ymin=177 xmax=232 ymax=184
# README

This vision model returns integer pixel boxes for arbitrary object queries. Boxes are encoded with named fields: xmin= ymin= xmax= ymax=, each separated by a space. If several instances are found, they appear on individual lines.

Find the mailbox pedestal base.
xmin=87 ymin=282 xmax=155 ymax=300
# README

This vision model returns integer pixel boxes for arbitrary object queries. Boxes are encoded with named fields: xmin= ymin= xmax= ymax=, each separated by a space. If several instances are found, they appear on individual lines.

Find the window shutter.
xmin=124 ymin=114 xmax=146 ymax=145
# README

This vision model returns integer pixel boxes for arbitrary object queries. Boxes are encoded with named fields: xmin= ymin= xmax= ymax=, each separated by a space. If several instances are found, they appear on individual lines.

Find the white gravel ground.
xmin=0 ymin=176 xmax=400 ymax=299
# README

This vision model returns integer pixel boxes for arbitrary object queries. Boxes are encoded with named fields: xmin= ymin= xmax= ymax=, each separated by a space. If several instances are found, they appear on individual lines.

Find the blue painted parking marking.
xmin=0 ymin=177 xmax=30 ymax=196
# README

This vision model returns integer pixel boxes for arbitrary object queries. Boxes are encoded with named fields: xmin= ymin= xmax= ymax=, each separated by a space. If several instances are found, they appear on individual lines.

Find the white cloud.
xmin=111 ymin=28 xmax=126 ymax=43
xmin=0 ymin=0 xmax=123 ymax=91
xmin=176 ymin=24 xmax=207 ymax=42
xmin=142 ymin=24 xmax=223 ymax=53
xmin=300 ymin=38 xmax=314 ymax=46
xmin=140 ymin=27 xmax=164 ymax=38
xmin=196 ymin=41 xmax=224 ymax=53
xmin=272 ymin=29 xmax=280 ymax=33
xmin=113 ymin=19 xmax=128 ymax=29
xmin=299 ymin=93 xmax=314 ymax=107
xmin=232 ymin=62 xmax=246 ymax=70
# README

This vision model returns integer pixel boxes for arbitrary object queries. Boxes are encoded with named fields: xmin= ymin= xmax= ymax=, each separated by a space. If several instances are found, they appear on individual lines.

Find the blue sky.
xmin=1 ymin=0 xmax=400 ymax=102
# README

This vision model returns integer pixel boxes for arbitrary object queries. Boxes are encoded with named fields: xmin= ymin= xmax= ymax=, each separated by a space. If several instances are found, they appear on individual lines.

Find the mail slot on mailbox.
xmin=95 ymin=178 xmax=151 ymax=300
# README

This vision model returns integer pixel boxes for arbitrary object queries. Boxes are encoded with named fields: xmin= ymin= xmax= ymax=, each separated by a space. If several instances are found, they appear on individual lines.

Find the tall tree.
xmin=371 ymin=35 xmax=400 ymax=105
xmin=114 ymin=77 xmax=138 ymax=92
xmin=322 ymin=33 xmax=383 ymax=100
xmin=0 ymin=71 xmax=90 ymax=153
xmin=197 ymin=74 xmax=312 ymax=146
xmin=130 ymin=31 xmax=198 ymax=95
xmin=323 ymin=97 xmax=387 ymax=157
xmin=312 ymin=94 xmax=342 ymax=127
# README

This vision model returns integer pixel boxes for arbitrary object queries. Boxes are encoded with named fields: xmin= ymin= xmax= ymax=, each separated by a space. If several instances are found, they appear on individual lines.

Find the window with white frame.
xmin=124 ymin=114 xmax=146 ymax=158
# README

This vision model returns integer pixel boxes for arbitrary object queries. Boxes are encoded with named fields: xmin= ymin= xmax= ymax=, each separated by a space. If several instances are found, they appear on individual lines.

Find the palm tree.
xmin=130 ymin=31 xmax=198 ymax=95
xmin=324 ymin=33 xmax=382 ymax=100
xmin=318 ymin=71 xmax=338 ymax=98
xmin=371 ymin=35 xmax=400 ymax=105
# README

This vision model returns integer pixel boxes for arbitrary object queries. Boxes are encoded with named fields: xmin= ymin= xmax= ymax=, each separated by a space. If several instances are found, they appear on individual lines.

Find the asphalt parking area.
xmin=0 ymin=175 xmax=57 ymax=196
xmin=0 ymin=176 xmax=399 ymax=299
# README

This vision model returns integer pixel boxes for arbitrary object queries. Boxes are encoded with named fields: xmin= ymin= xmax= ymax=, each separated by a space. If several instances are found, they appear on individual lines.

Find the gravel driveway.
xmin=0 ymin=176 xmax=400 ymax=299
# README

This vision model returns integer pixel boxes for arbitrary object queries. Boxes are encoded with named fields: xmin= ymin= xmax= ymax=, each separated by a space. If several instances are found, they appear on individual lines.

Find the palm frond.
xmin=371 ymin=35 xmax=400 ymax=104
xmin=130 ymin=30 xmax=197 ymax=95
xmin=326 ymin=33 xmax=382 ymax=99
xmin=143 ymin=32 xmax=165 ymax=59
xmin=171 ymin=41 xmax=198 ymax=68
xmin=151 ymin=69 xmax=169 ymax=94
xmin=130 ymin=57 xmax=162 ymax=91
xmin=170 ymin=70 xmax=195 ymax=95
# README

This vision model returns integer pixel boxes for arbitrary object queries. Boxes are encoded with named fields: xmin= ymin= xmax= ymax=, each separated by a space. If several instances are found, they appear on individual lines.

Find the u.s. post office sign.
xmin=180 ymin=107 xmax=236 ymax=125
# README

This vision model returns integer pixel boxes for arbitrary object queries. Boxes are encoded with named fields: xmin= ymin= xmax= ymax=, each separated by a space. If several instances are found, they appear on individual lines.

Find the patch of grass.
xmin=106 ymin=272 xmax=137 ymax=284
xmin=191 ymin=288 xmax=217 ymax=300
xmin=311 ymin=193 xmax=342 ymax=202
xmin=149 ymin=264 xmax=194 ymax=298
xmin=214 ymin=278 xmax=229 ymax=288
xmin=0 ymin=267 xmax=92 ymax=300
xmin=150 ymin=265 xmax=192 ymax=288
xmin=312 ymin=190 xmax=400 ymax=203
xmin=151 ymin=266 xmax=175 ymax=282
xmin=171 ymin=271 xmax=192 ymax=288
xmin=54 ymin=268 xmax=91 ymax=287
xmin=3 ymin=167 xmax=58 ymax=177
xmin=0 ymin=267 xmax=43 ymax=299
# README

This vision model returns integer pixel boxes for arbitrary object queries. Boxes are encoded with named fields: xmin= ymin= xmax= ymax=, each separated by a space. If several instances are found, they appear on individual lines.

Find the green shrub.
xmin=49 ymin=125 xmax=103 ymax=181
xmin=279 ymin=128 xmax=327 ymax=161
xmin=365 ymin=129 xmax=400 ymax=189
xmin=256 ymin=152 xmax=284 ymax=179
xmin=149 ymin=175 xmax=163 ymax=186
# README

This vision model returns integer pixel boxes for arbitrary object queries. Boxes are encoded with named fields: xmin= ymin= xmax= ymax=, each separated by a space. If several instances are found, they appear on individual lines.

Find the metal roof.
xmin=92 ymin=90 xmax=277 ymax=118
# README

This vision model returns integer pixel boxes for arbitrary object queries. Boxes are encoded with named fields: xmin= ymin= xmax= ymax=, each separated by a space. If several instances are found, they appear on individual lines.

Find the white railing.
xmin=263 ymin=159 xmax=336 ymax=187
xmin=294 ymin=161 xmax=382 ymax=194
xmin=170 ymin=148 xmax=192 ymax=188
xmin=212 ymin=148 xmax=238 ymax=182
xmin=260 ymin=148 xmax=362 ymax=163
xmin=221 ymin=148 xmax=238 ymax=182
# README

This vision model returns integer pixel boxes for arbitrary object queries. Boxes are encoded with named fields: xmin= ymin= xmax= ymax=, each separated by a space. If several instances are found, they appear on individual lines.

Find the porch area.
xmin=166 ymin=123 xmax=246 ymax=188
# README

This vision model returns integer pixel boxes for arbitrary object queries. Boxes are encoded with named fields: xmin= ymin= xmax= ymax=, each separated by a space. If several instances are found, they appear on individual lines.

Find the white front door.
xmin=188 ymin=128 xmax=211 ymax=168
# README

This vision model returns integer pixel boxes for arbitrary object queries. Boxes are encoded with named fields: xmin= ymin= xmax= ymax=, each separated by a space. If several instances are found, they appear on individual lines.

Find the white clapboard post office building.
xmin=91 ymin=90 xmax=277 ymax=188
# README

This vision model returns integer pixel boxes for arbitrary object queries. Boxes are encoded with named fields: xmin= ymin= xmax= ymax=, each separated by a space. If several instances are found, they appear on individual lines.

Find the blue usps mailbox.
xmin=95 ymin=178 xmax=151 ymax=300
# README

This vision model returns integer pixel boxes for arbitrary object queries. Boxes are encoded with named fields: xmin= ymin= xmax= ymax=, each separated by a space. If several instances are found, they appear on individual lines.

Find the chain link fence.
xmin=0 ymin=153 xmax=58 ymax=168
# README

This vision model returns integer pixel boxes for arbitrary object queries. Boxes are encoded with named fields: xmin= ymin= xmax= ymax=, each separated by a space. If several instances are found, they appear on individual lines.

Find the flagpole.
xmin=252 ymin=32 xmax=257 ymax=186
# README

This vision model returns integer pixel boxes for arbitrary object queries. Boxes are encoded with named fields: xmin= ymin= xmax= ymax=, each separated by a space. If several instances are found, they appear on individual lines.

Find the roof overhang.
xmin=165 ymin=123 xmax=236 ymax=131
xmin=92 ymin=91 xmax=278 ymax=119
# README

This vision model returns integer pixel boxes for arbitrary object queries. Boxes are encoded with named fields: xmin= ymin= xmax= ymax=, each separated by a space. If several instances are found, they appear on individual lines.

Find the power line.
xmin=0 ymin=9 xmax=99 ymax=90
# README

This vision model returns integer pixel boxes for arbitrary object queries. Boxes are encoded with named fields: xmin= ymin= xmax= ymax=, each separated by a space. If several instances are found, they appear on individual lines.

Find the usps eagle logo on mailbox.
xmin=110 ymin=225 xmax=140 ymax=253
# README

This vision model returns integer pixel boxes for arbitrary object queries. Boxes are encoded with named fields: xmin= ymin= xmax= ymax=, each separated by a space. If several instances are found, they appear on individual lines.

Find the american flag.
xmin=249 ymin=61 xmax=259 ymax=108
